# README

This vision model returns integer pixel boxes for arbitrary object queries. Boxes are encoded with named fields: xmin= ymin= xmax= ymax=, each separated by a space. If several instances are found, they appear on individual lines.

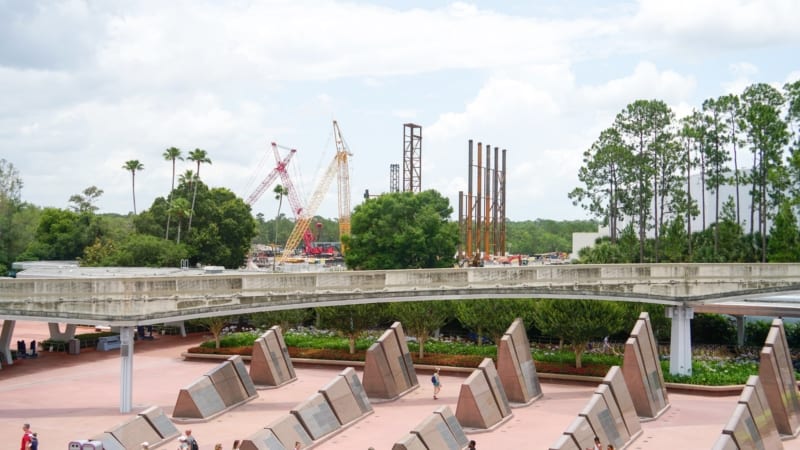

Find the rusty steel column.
xmin=476 ymin=142 xmax=483 ymax=260
xmin=484 ymin=144 xmax=491 ymax=260
xmin=500 ymin=149 xmax=507 ymax=256
xmin=466 ymin=140 xmax=473 ymax=259
xmin=458 ymin=191 xmax=464 ymax=261
xmin=491 ymin=147 xmax=496 ymax=256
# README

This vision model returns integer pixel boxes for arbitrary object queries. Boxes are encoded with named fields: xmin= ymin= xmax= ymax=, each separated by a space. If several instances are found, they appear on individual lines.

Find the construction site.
xmin=242 ymin=121 xmax=555 ymax=271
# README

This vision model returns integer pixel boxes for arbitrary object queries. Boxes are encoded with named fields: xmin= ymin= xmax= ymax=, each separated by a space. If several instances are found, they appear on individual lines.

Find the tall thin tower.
xmin=403 ymin=123 xmax=422 ymax=193
xmin=389 ymin=163 xmax=400 ymax=193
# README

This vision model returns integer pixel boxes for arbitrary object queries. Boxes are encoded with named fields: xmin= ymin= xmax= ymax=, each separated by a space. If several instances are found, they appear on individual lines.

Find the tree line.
xmin=570 ymin=81 xmax=800 ymax=263
xmin=0 ymin=146 xmax=256 ymax=272
xmin=1 ymin=155 xmax=593 ymax=275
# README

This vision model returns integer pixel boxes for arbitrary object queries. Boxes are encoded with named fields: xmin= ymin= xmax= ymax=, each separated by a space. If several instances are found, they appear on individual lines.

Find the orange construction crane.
xmin=280 ymin=120 xmax=352 ymax=262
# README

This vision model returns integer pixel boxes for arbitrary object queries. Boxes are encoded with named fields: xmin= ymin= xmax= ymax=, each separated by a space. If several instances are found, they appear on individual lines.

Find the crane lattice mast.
xmin=334 ymin=120 xmax=352 ymax=244
xmin=280 ymin=120 xmax=352 ymax=262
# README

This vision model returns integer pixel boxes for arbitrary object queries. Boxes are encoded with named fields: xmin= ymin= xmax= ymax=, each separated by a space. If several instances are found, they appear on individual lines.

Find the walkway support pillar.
xmin=120 ymin=326 xmax=134 ymax=413
xmin=0 ymin=319 xmax=16 ymax=366
xmin=666 ymin=306 xmax=693 ymax=376
xmin=735 ymin=315 xmax=745 ymax=346
xmin=48 ymin=323 xmax=77 ymax=341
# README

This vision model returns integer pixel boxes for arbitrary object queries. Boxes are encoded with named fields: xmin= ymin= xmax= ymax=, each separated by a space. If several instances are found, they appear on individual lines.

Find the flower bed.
xmin=186 ymin=343 xmax=610 ymax=376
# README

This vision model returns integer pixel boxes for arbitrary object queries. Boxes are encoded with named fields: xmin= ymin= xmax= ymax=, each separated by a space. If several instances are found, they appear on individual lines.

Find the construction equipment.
xmin=302 ymin=230 xmax=339 ymax=257
xmin=245 ymin=143 xmax=304 ymax=221
xmin=280 ymin=120 xmax=352 ymax=262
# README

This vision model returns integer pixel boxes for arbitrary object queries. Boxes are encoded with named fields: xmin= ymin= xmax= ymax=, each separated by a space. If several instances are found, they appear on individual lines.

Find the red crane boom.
xmin=246 ymin=142 xmax=304 ymax=219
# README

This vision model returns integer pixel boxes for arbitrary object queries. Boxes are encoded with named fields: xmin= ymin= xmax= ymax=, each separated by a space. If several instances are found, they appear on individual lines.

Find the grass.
xmin=191 ymin=329 xmax=776 ymax=386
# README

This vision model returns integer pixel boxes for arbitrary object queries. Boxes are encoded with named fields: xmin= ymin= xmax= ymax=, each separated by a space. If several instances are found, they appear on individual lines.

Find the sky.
xmin=1 ymin=0 xmax=799 ymax=222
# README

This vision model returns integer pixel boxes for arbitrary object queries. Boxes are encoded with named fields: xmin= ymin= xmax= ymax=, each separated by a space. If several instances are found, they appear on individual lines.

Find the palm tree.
xmin=187 ymin=148 xmax=211 ymax=232
xmin=273 ymin=184 xmax=289 ymax=271
xmin=170 ymin=197 xmax=191 ymax=244
xmin=162 ymin=147 xmax=183 ymax=240
xmin=122 ymin=160 xmax=144 ymax=214
xmin=188 ymin=148 xmax=211 ymax=177
xmin=178 ymin=169 xmax=196 ymax=188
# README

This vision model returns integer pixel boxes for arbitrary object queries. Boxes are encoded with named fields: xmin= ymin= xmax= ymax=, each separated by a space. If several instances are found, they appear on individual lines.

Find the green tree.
xmin=20 ymin=208 xmax=104 ymax=261
xmin=647 ymin=103 xmax=678 ymax=263
xmin=135 ymin=179 xmax=254 ymax=267
xmin=677 ymin=112 xmax=704 ymax=257
xmin=453 ymin=299 xmax=536 ymax=346
xmin=68 ymin=186 xmax=104 ymax=213
xmin=197 ymin=315 xmax=232 ymax=349
xmin=122 ymin=160 xmax=144 ymax=214
xmin=767 ymin=201 xmax=800 ymax=262
xmin=272 ymin=184 xmax=289 ymax=269
xmin=170 ymin=197 xmax=191 ymax=244
xmin=186 ymin=186 xmax=256 ymax=267
xmin=614 ymin=100 xmax=667 ymax=262
xmin=187 ymin=148 xmax=211 ymax=232
xmin=388 ymin=301 xmax=452 ymax=358
xmin=163 ymin=147 xmax=184 ymax=240
xmin=718 ymin=94 xmax=744 ymax=226
xmin=578 ymin=239 xmax=628 ymax=264
xmin=740 ymin=83 xmax=789 ymax=261
xmin=569 ymin=127 xmax=630 ymax=243
xmin=702 ymin=97 xmax=732 ymax=256
xmin=251 ymin=309 xmax=312 ymax=332
xmin=0 ymin=159 xmax=25 ymax=273
xmin=316 ymin=304 xmax=387 ymax=354
xmin=531 ymin=299 xmax=627 ymax=368
xmin=344 ymin=190 xmax=458 ymax=269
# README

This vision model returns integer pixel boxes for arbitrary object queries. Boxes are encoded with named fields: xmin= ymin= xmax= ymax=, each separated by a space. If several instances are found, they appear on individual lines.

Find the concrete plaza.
xmin=1 ymin=322 xmax=797 ymax=450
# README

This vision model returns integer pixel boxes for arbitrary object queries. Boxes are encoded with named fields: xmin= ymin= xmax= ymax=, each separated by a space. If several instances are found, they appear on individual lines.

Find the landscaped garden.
xmin=186 ymin=328 xmax=767 ymax=386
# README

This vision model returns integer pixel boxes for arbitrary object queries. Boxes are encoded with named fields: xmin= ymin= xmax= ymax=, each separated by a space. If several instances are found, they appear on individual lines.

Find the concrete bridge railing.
xmin=2 ymin=264 xmax=800 ymax=325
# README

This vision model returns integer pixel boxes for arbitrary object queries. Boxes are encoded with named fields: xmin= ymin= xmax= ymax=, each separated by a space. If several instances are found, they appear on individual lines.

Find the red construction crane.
xmin=246 ymin=142 xmax=304 ymax=220
xmin=280 ymin=120 xmax=352 ymax=262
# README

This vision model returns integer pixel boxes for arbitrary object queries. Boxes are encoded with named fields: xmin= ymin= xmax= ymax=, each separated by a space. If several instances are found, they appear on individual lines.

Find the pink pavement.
xmin=1 ymin=321 xmax=798 ymax=450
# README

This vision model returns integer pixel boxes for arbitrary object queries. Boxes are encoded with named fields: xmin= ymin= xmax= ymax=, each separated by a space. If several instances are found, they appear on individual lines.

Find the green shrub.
xmin=199 ymin=331 xmax=260 ymax=349
xmin=663 ymin=359 xmax=759 ymax=386
xmin=745 ymin=320 xmax=771 ymax=347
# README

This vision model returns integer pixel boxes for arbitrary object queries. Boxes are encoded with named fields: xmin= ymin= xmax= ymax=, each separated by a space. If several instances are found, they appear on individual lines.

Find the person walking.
xmin=20 ymin=423 xmax=35 ymax=450
xmin=432 ymin=368 xmax=442 ymax=400
xmin=184 ymin=429 xmax=199 ymax=450
xmin=468 ymin=439 xmax=477 ymax=449
xmin=177 ymin=436 xmax=189 ymax=450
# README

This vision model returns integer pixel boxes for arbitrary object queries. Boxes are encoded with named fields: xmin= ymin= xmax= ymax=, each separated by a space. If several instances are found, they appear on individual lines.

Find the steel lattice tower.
xmin=389 ymin=163 xmax=400 ymax=193
xmin=403 ymin=123 xmax=422 ymax=193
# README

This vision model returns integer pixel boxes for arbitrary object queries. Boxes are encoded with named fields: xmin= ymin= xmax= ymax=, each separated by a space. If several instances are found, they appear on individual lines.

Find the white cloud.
xmin=0 ymin=0 xmax=797 ymax=222
xmin=425 ymin=61 xmax=699 ymax=220
xmin=629 ymin=0 xmax=800 ymax=50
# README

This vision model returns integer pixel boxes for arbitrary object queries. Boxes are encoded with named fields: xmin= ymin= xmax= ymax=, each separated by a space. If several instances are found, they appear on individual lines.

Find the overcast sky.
xmin=1 ymin=0 xmax=798 ymax=222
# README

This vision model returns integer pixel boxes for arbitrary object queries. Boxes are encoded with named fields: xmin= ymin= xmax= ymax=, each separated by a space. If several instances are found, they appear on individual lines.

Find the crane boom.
xmin=246 ymin=143 xmax=304 ymax=218
xmin=279 ymin=120 xmax=353 ymax=262
xmin=280 ymin=157 xmax=339 ymax=261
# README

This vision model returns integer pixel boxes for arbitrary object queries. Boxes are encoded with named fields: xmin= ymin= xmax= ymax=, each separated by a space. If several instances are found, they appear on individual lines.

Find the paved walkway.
xmin=1 ymin=322 xmax=797 ymax=450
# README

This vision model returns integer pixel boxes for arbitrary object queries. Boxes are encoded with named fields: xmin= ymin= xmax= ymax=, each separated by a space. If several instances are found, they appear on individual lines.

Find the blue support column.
xmin=120 ymin=326 xmax=134 ymax=413
xmin=666 ymin=306 xmax=693 ymax=376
